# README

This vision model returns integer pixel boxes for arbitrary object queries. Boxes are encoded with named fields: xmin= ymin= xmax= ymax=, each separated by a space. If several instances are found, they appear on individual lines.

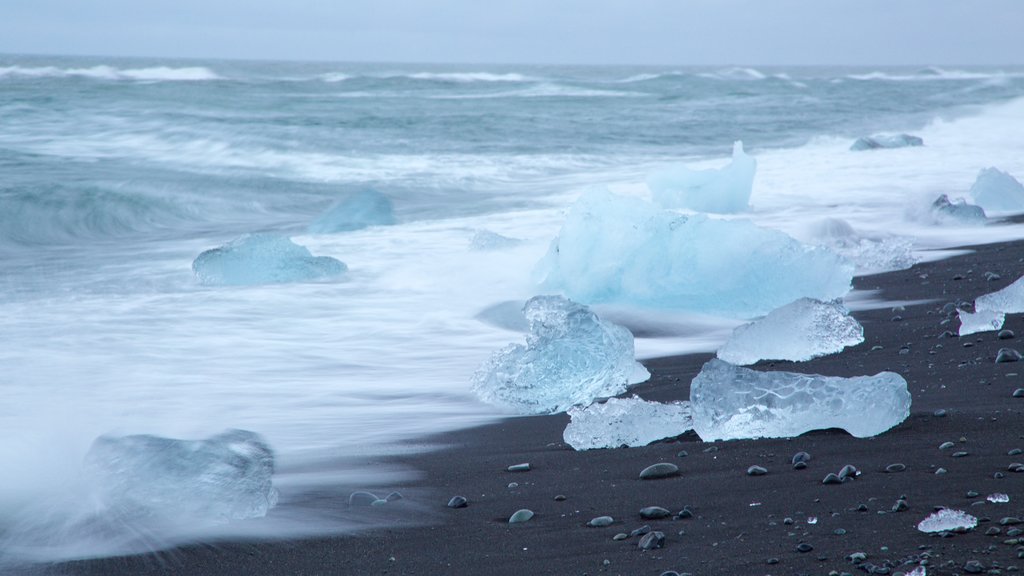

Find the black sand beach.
xmin=37 ymin=238 xmax=1024 ymax=576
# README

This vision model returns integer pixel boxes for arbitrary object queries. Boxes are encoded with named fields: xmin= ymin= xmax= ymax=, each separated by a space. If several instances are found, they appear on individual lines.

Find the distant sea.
xmin=1 ymin=55 xmax=1023 ymax=560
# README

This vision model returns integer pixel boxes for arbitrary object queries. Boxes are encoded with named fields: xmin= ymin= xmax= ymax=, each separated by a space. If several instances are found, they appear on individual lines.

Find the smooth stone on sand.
xmin=612 ymin=533 xmax=628 ymax=541
xmin=747 ymin=465 xmax=768 ymax=476
xmin=996 ymin=348 xmax=1023 ymax=363
xmin=792 ymin=451 xmax=811 ymax=464
xmin=630 ymin=525 xmax=651 ymax=537
xmin=1013 ymin=388 xmax=1024 ymax=398
xmin=999 ymin=329 xmax=1015 ymax=340
xmin=640 ymin=462 xmax=680 ymax=479
xmin=793 ymin=461 xmax=808 ymax=470
xmin=823 ymin=473 xmax=843 ymax=485
xmin=885 ymin=463 xmax=906 ymax=473
xmin=838 ymin=464 xmax=859 ymax=480
xmin=939 ymin=441 xmax=956 ymax=450
xmin=638 ymin=531 xmax=666 ymax=550
xmin=447 ymin=495 xmax=468 ymax=508
xmin=507 ymin=463 xmax=531 ymax=472
xmin=509 ymin=509 xmax=535 ymax=523
xmin=349 ymin=491 xmax=379 ymax=507
xmin=796 ymin=542 xmax=814 ymax=553
xmin=588 ymin=515 xmax=614 ymax=527
xmin=640 ymin=506 xmax=672 ymax=519
xmin=370 ymin=499 xmax=388 ymax=506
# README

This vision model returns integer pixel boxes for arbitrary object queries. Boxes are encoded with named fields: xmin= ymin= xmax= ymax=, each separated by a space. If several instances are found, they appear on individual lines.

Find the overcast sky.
xmin=2 ymin=0 xmax=1022 ymax=66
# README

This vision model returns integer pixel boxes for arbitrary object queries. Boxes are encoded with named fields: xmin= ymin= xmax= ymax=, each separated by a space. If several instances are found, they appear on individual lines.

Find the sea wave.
xmin=847 ymin=67 xmax=1022 ymax=82
xmin=0 ymin=65 xmax=222 ymax=82
xmin=433 ymin=82 xmax=646 ymax=99
xmin=401 ymin=71 xmax=536 ymax=83
xmin=698 ymin=67 xmax=768 ymax=81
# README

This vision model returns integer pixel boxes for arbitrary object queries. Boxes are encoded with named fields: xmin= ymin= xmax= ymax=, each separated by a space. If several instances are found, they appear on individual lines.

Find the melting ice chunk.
xmin=850 ymin=133 xmax=924 ymax=151
xmin=987 ymin=493 xmax=1010 ymax=503
xmin=916 ymin=509 xmax=978 ymax=533
xmin=976 ymin=274 xmax=1024 ymax=314
xmin=648 ymin=141 xmax=756 ymax=213
xmin=535 ymin=190 xmax=853 ymax=317
xmin=970 ymin=167 xmax=1024 ymax=213
xmin=690 ymin=359 xmax=910 ymax=441
xmin=808 ymin=218 xmax=916 ymax=274
xmin=717 ymin=298 xmax=864 ymax=365
xmin=470 ymin=229 xmax=522 ymax=250
xmin=563 ymin=396 xmax=693 ymax=450
xmin=472 ymin=295 xmax=650 ymax=414
xmin=308 ymin=189 xmax=395 ymax=233
xmin=958 ymin=309 xmax=1006 ymax=336
xmin=83 ymin=429 xmax=278 ymax=522
xmin=193 ymin=233 xmax=346 ymax=286
xmin=930 ymin=194 xmax=987 ymax=225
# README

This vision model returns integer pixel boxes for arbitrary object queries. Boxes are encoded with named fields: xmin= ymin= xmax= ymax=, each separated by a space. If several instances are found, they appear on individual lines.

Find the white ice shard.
xmin=809 ymin=218 xmax=916 ymax=274
xmin=690 ymin=359 xmax=910 ymax=441
xmin=472 ymin=295 xmax=650 ymax=414
xmin=970 ymin=167 xmax=1024 ymax=213
xmin=308 ymin=189 xmax=395 ymax=234
xmin=193 ymin=233 xmax=346 ymax=286
xmin=916 ymin=509 xmax=978 ymax=533
xmin=850 ymin=133 xmax=923 ymax=151
xmin=535 ymin=190 xmax=853 ymax=318
xmin=958 ymin=309 xmax=1006 ymax=336
xmin=717 ymin=298 xmax=864 ymax=365
xmin=930 ymin=194 xmax=987 ymax=225
xmin=83 ymin=429 xmax=278 ymax=522
xmin=976 ymin=274 xmax=1024 ymax=314
xmin=563 ymin=396 xmax=693 ymax=450
xmin=648 ymin=141 xmax=756 ymax=213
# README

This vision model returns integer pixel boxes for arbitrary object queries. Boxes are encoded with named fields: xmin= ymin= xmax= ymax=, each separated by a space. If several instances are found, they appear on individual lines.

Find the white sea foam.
xmin=847 ymin=67 xmax=1022 ymax=82
xmin=403 ymin=71 xmax=536 ymax=83
xmin=0 ymin=65 xmax=221 ymax=81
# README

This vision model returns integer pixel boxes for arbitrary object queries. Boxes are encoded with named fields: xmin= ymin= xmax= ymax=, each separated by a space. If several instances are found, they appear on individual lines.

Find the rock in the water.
xmin=690 ymin=359 xmax=911 ymax=441
xmin=308 ymin=189 xmax=395 ymax=234
xmin=970 ymin=167 xmax=1024 ymax=213
xmin=850 ymin=133 xmax=923 ymax=151
xmin=472 ymin=295 xmax=649 ymax=414
xmin=447 ymin=496 xmax=468 ymax=508
xmin=648 ymin=141 xmax=756 ymax=214
xmin=193 ymin=234 xmax=347 ymax=286
xmin=958 ymin=309 xmax=1005 ymax=336
xmin=930 ymin=194 xmax=987 ymax=225
xmin=639 ymin=462 xmax=680 ymax=480
xmin=996 ymin=348 xmax=1022 ymax=363
xmin=563 ymin=395 xmax=692 ymax=450
xmin=637 ymin=531 xmax=666 ymax=550
xmin=508 ymin=509 xmax=534 ymax=523
xmin=917 ymin=509 xmax=978 ymax=533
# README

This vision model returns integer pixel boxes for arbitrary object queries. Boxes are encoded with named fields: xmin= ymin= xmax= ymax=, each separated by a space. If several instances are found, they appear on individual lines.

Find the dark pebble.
xmin=999 ymin=329 xmax=1016 ymax=340
xmin=939 ymin=441 xmax=955 ymax=450
xmin=447 ymin=495 xmax=468 ymax=508
xmin=1013 ymin=388 xmax=1024 ymax=398
xmin=934 ymin=409 xmax=948 ymax=417
xmin=952 ymin=451 xmax=969 ymax=458
xmin=834 ymin=528 xmax=847 ymax=535
xmin=792 ymin=451 xmax=811 ymax=464
xmin=885 ymin=463 xmax=906 ymax=473
xmin=640 ymin=506 xmax=672 ymax=519
xmin=676 ymin=450 xmax=688 ymax=458
xmin=747 ymin=465 xmax=768 ymax=476
xmin=996 ymin=348 xmax=1023 ymax=363
xmin=796 ymin=543 xmax=814 ymax=553
xmin=793 ymin=461 xmax=808 ymax=470
xmin=630 ymin=525 xmax=651 ymax=537
xmin=967 ymin=490 xmax=980 ymax=498
xmin=508 ymin=509 xmax=534 ymax=523
xmin=838 ymin=464 xmax=859 ymax=480
xmin=823 ymin=473 xmax=842 ymax=485
xmin=640 ymin=462 xmax=680 ymax=480
xmin=588 ymin=516 xmax=614 ymax=527
xmin=554 ymin=494 xmax=567 ymax=501
xmin=964 ymin=560 xmax=986 ymax=574
xmin=1010 ymin=448 xmax=1024 ymax=455
xmin=660 ymin=572 xmax=681 ymax=576
xmin=349 ymin=491 xmax=379 ymax=507
xmin=892 ymin=499 xmax=908 ymax=512
xmin=612 ymin=533 xmax=628 ymax=541
xmin=638 ymin=531 xmax=665 ymax=550
xmin=507 ymin=463 xmax=531 ymax=472
xmin=384 ymin=491 xmax=403 ymax=502
xmin=1001 ymin=517 xmax=1023 ymax=526
xmin=766 ymin=558 xmax=779 ymax=565
xmin=675 ymin=506 xmax=693 ymax=519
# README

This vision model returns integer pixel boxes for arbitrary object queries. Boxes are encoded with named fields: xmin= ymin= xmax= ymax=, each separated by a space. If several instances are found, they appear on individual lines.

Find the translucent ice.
xmin=193 ymin=233 xmax=346 ymax=286
xmin=563 ymin=396 xmax=693 ymax=450
xmin=717 ymin=298 xmax=864 ymax=365
xmin=916 ymin=509 xmax=977 ymax=533
xmin=308 ymin=189 xmax=395 ymax=234
xmin=930 ymin=194 xmax=987 ymax=225
xmin=690 ymin=359 xmax=910 ymax=441
xmin=83 ymin=429 xmax=278 ymax=522
xmin=470 ymin=229 xmax=522 ymax=250
xmin=969 ymin=167 xmax=1024 ymax=213
xmin=472 ymin=295 xmax=650 ymax=414
xmin=809 ymin=218 xmax=916 ymax=274
xmin=976 ymin=274 xmax=1024 ymax=314
xmin=958 ymin=309 xmax=1005 ymax=336
xmin=850 ymin=133 xmax=923 ymax=151
xmin=648 ymin=141 xmax=756 ymax=213
xmin=535 ymin=190 xmax=853 ymax=317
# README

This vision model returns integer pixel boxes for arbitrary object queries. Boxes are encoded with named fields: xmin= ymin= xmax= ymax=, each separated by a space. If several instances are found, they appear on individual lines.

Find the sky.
xmin=2 ymin=0 xmax=1022 ymax=66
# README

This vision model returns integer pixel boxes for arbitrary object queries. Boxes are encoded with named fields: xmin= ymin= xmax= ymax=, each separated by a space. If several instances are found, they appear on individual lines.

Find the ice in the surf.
xmin=470 ymin=230 xmax=522 ymax=250
xmin=535 ymin=190 xmax=853 ymax=317
xmin=930 ymin=194 xmax=987 ymax=225
xmin=916 ymin=509 xmax=978 ymax=533
xmin=472 ymin=295 xmax=649 ymax=414
xmin=83 ymin=429 xmax=278 ymax=522
xmin=717 ymin=298 xmax=864 ymax=365
xmin=690 ymin=359 xmax=910 ymax=441
xmin=648 ymin=141 xmax=756 ymax=213
xmin=970 ymin=167 xmax=1024 ymax=213
xmin=308 ymin=189 xmax=395 ymax=234
xmin=192 ymin=234 xmax=346 ymax=285
xmin=975 ymin=274 xmax=1024 ymax=314
xmin=563 ymin=396 xmax=693 ymax=450
xmin=958 ymin=309 xmax=1006 ymax=336
xmin=849 ymin=133 xmax=923 ymax=151
xmin=809 ymin=218 xmax=916 ymax=273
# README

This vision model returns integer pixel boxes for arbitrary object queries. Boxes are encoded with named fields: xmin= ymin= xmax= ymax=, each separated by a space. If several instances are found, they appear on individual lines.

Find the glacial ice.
xmin=976 ymin=274 xmax=1024 ymax=314
xmin=83 ymin=429 xmax=278 ymax=522
xmin=307 ymin=189 xmax=396 ymax=234
xmin=970 ymin=167 xmax=1024 ymax=213
xmin=916 ymin=509 xmax=978 ymax=533
xmin=535 ymin=190 xmax=853 ymax=317
xmin=471 ymin=295 xmax=650 ymax=414
xmin=930 ymin=194 xmax=987 ymax=225
xmin=470 ymin=229 xmax=522 ymax=250
xmin=716 ymin=298 xmax=864 ymax=365
xmin=563 ymin=396 xmax=693 ymax=450
xmin=958 ymin=309 xmax=1005 ymax=336
xmin=648 ymin=141 xmax=756 ymax=213
xmin=193 ymin=233 xmax=347 ymax=286
xmin=690 ymin=359 xmax=910 ymax=441
xmin=809 ymin=218 xmax=916 ymax=273
xmin=850 ymin=133 xmax=923 ymax=151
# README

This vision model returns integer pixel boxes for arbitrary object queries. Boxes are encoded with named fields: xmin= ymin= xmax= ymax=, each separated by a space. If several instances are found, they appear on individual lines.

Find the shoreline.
xmin=36 ymin=237 xmax=1024 ymax=576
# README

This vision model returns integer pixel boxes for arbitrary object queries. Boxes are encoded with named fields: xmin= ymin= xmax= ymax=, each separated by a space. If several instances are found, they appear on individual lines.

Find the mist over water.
xmin=1 ymin=55 xmax=1023 ymax=562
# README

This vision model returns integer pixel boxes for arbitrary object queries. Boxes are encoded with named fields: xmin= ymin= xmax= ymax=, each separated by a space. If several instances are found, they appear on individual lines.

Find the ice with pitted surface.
xmin=976 ymin=274 xmax=1024 ymax=314
xmin=916 ymin=509 xmax=978 ymax=533
xmin=564 ymin=396 xmax=693 ymax=450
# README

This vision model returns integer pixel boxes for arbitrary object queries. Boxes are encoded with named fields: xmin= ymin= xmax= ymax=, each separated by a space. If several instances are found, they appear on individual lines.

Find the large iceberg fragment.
xmin=648 ymin=141 xmax=756 ymax=213
xmin=193 ymin=233 xmax=346 ymax=286
xmin=976 ymin=274 xmax=1024 ymax=314
xmin=809 ymin=218 xmax=916 ymax=273
xmin=535 ymin=190 xmax=853 ymax=317
xmin=916 ymin=509 xmax=977 ymax=533
xmin=563 ymin=396 xmax=693 ymax=450
xmin=930 ymin=194 xmax=987 ymax=225
xmin=958 ymin=309 xmax=1006 ymax=336
xmin=717 ymin=298 xmax=864 ymax=365
xmin=690 ymin=359 xmax=910 ymax=441
xmin=969 ymin=167 xmax=1024 ymax=213
xmin=308 ymin=189 xmax=396 ymax=234
xmin=83 ymin=429 xmax=278 ymax=522
xmin=472 ymin=295 xmax=650 ymax=414
xmin=850 ymin=133 xmax=923 ymax=151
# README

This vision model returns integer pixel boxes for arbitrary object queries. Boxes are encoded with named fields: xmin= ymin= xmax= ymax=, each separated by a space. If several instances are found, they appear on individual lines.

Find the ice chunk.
xmin=987 ymin=493 xmax=1010 ymax=503
xmin=648 ymin=141 xmax=756 ymax=213
xmin=717 ymin=298 xmax=864 ymax=365
xmin=470 ymin=230 xmax=522 ymax=250
xmin=976 ymin=274 xmax=1024 ymax=313
xmin=809 ymin=218 xmax=917 ymax=273
xmin=471 ymin=295 xmax=650 ymax=414
xmin=690 ymin=359 xmax=910 ymax=441
xmin=308 ymin=189 xmax=395 ymax=234
xmin=969 ymin=167 xmax=1024 ymax=213
xmin=850 ymin=133 xmax=923 ymax=151
xmin=958 ymin=309 xmax=1006 ymax=336
xmin=193 ymin=233 xmax=346 ymax=286
xmin=563 ymin=396 xmax=693 ymax=450
xmin=930 ymin=194 xmax=987 ymax=225
xmin=535 ymin=190 xmax=853 ymax=317
xmin=916 ymin=509 xmax=977 ymax=533
xmin=83 ymin=429 xmax=278 ymax=522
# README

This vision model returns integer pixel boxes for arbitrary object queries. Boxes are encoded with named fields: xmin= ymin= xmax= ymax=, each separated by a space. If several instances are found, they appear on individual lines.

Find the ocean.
xmin=1 ymin=55 xmax=1023 ymax=560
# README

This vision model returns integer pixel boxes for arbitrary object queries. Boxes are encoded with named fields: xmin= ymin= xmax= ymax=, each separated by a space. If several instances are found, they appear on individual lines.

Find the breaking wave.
xmin=433 ymin=82 xmax=645 ymax=99
xmin=847 ymin=67 xmax=1023 ymax=82
xmin=0 ymin=65 xmax=222 ymax=82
